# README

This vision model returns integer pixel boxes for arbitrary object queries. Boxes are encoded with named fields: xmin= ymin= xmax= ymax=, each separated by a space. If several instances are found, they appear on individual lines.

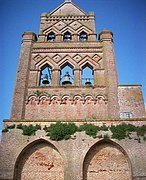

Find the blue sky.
xmin=0 ymin=0 xmax=146 ymax=133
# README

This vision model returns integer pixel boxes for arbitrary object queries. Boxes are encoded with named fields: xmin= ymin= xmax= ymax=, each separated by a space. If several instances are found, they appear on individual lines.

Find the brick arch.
xmin=59 ymin=55 xmax=78 ymax=70
xmin=78 ymin=56 xmax=98 ymax=70
xmin=35 ymin=55 xmax=58 ymax=70
xmin=14 ymin=139 xmax=65 ymax=180
xmin=43 ymin=26 xmax=60 ymax=35
xmin=76 ymin=26 xmax=93 ymax=34
xmin=82 ymin=139 xmax=132 ymax=180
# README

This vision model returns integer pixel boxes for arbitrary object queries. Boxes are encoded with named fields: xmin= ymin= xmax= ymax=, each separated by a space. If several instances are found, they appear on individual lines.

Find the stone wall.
xmin=0 ymin=120 xmax=146 ymax=180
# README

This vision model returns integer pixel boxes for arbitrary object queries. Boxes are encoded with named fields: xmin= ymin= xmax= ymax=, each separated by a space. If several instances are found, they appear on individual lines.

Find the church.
xmin=0 ymin=0 xmax=146 ymax=179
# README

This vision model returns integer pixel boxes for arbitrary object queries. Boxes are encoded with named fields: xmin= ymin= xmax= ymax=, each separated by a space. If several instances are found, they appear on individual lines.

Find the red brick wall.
xmin=118 ymin=85 xmax=145 ymax=118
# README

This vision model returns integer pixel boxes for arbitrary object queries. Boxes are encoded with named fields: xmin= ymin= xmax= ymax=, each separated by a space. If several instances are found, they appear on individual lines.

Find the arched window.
xmin=82 ymin=63 xmax=94 ymax=85
xmin=63 ymin=31 xmax=72 ymax=42
xmin=79 ymin=31 xmax=88 ymax=42
xmin=47 ymin=32 xmax=56 ymax=42
xmin=60 ymin=63 xmax=74 ymax=85
xmin=40 ymin=64 xmax=52 ymax=86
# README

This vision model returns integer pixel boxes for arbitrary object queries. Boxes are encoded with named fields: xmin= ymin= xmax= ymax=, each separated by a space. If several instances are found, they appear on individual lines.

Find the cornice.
xmin=4 ymin=118 xmax=146 ymax=122
xmin=32 ymin=43 xmax=103 ymax=53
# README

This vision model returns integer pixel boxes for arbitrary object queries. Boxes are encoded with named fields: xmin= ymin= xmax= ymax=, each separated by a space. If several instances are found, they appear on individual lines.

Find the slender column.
xmin=56 ymin=34 xmax=63 ymax=42
xmin=72 ymin=34 xmax=78 ymax=41
xmin=52 ymin=69 xmax=60 ymax=86
xmin=74 ymin=69 xmax=82 ymax=86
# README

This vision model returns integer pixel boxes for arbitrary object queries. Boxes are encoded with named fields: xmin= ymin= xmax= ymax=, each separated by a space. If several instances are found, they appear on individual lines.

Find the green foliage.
xmin=2 ymin=127 xmax=8 ymax=133
xmin=136 ymin=125 xmax=146 ymax=137
xmin=78 ymin=124 xmax=109 ymax=138
xmin=34 ymin=90 xmax=42 ymax=97
xmin=43 ymin=122 xmax=78 ymax=141
xmin=17 ymin=124 xmax=41 ymax=136
xmin=7 ymin=124 xmax=16 ymax=129
xmin=78 ymin=124 xmax=98 ymax=138
xmin=110 ymin=124 xmax=139 ymax=140
xmin=2 ymin=122 xmax=146 ymax=143
xmin=34 ymin=90 xmax=50 ymax=97
xmin=2 ymin=124 xmax=15 ymax=133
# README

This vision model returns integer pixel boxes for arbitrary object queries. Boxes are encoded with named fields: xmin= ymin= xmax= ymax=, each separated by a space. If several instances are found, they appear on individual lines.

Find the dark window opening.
xmin=63 ymin=31 xmax=72 ymax=42
xmin=79 ymin=31 xmax=88 ymax=42
xmin=47 ymin=32 xmax=56 ymax=42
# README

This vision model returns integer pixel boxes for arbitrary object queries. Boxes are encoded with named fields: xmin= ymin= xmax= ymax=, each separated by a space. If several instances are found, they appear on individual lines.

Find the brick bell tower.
xmin=1 ymin=1 xmax=146 ymax=180
xmin=10 ymin=0 xmax=119 ymax=121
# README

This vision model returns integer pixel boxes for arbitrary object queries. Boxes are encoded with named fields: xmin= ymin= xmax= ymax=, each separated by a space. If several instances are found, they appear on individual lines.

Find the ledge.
xmin=28 ymin=85 xmax=106 ymax=89
xmin=118 ymin=84 xmax=142 ymax=87
xmin=3 ymin=118 xmax=146 ymax=123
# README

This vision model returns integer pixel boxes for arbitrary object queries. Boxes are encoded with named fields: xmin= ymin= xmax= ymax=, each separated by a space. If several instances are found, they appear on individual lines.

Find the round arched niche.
xmin=83 ymin=140 xmax=132 ymax=180
xmin=14 ymin=139 xmax=64 ymax=180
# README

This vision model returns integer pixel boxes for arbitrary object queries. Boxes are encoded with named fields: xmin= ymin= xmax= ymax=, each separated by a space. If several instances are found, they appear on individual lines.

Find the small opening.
xmin=40 ymin=65 xmax=52 ymax=86
xmin=82 ymin=63 xmax=94 ymax=85
xmin=47 ymin=32 xmax=56 ymax=42
xmin=79 ymin=31 xmax=88 ymax=42
xmin=60 ymin=63 xmax=74 ymax=85
xmin=63 ymin=31 xmax=72 ymax=42
xmin=120 ymin=112 xmax=133 ymax=118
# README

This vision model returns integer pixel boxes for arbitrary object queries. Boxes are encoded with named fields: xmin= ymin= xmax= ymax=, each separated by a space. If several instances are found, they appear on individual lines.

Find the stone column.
xmin=10 ymin=32 xmax=37 ymax=120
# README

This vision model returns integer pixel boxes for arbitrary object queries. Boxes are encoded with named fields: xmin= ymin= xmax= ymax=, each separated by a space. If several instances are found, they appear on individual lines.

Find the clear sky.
xmin=0 ymin=0 xmax=146 ymax=134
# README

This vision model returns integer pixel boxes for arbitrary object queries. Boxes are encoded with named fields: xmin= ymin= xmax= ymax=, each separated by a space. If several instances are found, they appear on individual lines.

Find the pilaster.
xmin=99 ymin=30 xmax=120 ymax=118
xmin=10 ymin=32 xmax=37 ymax=120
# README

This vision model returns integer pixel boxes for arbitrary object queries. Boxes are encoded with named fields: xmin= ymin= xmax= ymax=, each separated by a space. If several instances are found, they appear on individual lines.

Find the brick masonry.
xmin=0 ymin=0 xmax=146 ymax=180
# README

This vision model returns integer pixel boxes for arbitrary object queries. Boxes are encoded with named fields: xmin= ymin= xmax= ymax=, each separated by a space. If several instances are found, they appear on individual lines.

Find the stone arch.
xmin=14 ymin=139 xmax=65 ymax=180
xmin=82 ymin=140 xmax=132 ymax=180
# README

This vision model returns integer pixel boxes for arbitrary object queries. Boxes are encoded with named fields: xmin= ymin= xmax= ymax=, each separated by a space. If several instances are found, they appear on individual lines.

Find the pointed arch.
xmin=43 ymin=26 xmax=60 ymax=35
xmin=35 ymin=56 xmax=57 ymax=70
xmin=81 ymin=139 xmax=132 ymax=180
xmin=76 ymin=26 xmax=93 ymax=34
xmin=59 ymin=55 xmax=78 ymax=70
xmin=47 ymin=31 xmax=56 ymax=42
xmin=63 ymin=31 xmax=72 ymax=41
xmin=79 ymin=31 xmax=88 ymax=41
xmin=78 ymin=56 xmax=97 ymax=70
xmin=14 ymin=138 xmax=65 ymax=180
xmin=61 ymin=27 xmax=76 ymax=34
